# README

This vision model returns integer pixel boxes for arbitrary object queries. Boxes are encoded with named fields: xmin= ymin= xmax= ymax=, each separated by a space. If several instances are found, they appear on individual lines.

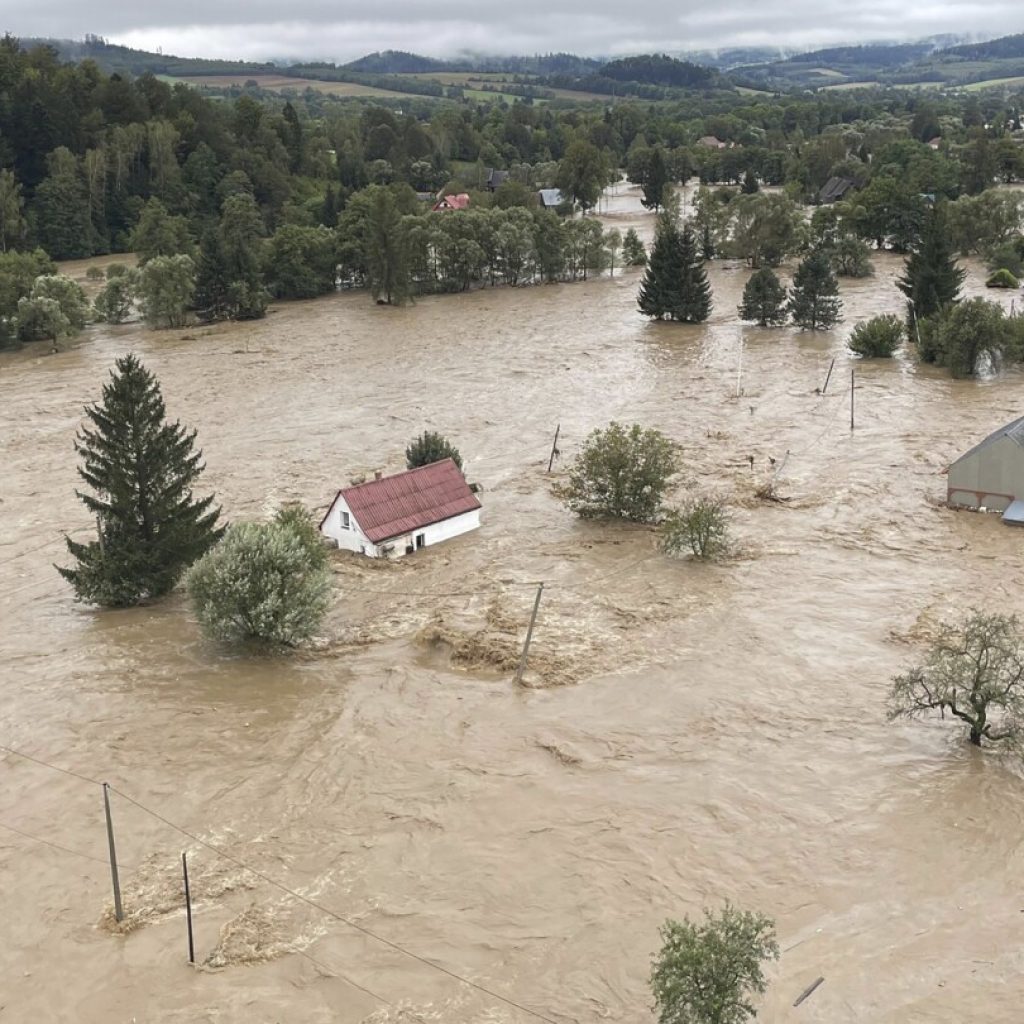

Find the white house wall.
xmin=322 ymin=495 xmax=376 ymax=555
xmin=375 ymin=509 xmax=482 ymax=559
xmin=322 ymin=499 xmax=481 ymax=559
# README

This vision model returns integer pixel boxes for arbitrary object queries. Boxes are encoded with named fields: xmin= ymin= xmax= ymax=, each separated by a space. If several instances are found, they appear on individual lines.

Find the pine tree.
xmin=622 ymin=227 xmax=647 ymax=266
xmin=897 ymin=206 xmax=965 ymax=337
xmin=638 ymin=215 xmax=712 ymax=323
xmin=738 ymin=267 xmax=788 ymax=326
xmin=642 ymin=148 xmax=670 ymax=210
xmin=741 ymin=169 xmax=759 ymax=194
xmin=194 ymin=228 xmax=231 ymax=322
xmin=700 ymin=223 xmax=716 ymax=261
xmin=58 ymin=355 xmax=223 ymax=607
xmin=788 ymin=249 xmax=842 ymax=330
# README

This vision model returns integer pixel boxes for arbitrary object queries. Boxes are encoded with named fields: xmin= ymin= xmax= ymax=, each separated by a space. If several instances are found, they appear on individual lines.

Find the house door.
xmin=415 ymin=533 xmax=426 ymax=550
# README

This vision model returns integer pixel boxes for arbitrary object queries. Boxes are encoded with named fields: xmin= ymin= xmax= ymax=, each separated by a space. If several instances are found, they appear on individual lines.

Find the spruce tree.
xmin=741 ymin=169 xmax=759 ymax=194
xmin=897 ymin=206 xmax=965 ymax=338
xmin=58 ymin=355 xmax=223 ymax=607
xmin=700 ymin=223 xmax=716 ymax=261
xmin=738 ymin=267 xmax=788 ymax=326
xmin=638 ymin=216 xmax=712 ymax=323
xmin=642 ymin=148 xmax=670 ymax=211
xmin=622 ymin=227 xmax=647 ymax=266
xmin=194 ymin=228 xmax=231 ymax=322
xmin=788 ymin=249 xmax=842 ymax=330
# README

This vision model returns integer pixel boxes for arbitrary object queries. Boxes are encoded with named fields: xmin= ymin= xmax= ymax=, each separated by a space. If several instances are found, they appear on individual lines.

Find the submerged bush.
xmin=406 ymin=430 xmax=463 ymax=470
xmin=986 ymin=268 xmax=1019 ymax=289
xmin=187 ymin=515 xmax=330 ymax=647
xmin=848 ymin=314 xmax=903 ymax=358
xmin=561 ymin=421 xmax=677 ymax=523
xmin=661 ymin=496 xmax=731 ymax=560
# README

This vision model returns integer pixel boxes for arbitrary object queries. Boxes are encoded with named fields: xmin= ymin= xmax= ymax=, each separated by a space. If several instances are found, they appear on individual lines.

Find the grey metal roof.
xmin=538 ymin=188 xmax=564 ymax=207
xmin=952 ymin=414 xmax=1024 ymax=466
xmin=1003 ymin=499 xmax=1024 ymax=525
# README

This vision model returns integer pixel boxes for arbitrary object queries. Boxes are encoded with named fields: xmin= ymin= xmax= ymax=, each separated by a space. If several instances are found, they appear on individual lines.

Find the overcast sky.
xmin=4 ymin=1 xmax=1022 ymax=62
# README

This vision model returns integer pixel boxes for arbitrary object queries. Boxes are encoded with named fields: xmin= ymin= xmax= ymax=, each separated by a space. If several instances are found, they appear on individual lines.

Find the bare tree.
xmin=888 ymin=611 xmax=1024 ymax=747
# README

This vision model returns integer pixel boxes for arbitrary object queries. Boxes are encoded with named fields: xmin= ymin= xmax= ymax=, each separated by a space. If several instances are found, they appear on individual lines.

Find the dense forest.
xmin=3 ymin=32 xmax=1024 ymax=349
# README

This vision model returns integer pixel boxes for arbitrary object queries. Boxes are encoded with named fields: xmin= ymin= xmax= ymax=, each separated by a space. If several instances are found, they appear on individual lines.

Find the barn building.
xmin=320 ymin=459 xmax=482 ymax=557
xmin=947 ymin=415 xmax=1024 ymax=523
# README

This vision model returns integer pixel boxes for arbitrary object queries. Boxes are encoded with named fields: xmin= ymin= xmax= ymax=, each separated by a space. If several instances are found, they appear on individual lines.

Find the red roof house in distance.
xmin=320 ymin=459 xmax=482 ymax=558
xmin=432 ymin=192 xmax=470 ymax=212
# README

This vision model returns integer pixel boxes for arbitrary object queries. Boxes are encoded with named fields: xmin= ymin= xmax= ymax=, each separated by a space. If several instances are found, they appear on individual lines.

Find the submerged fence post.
xmin=182 ymin=852 xmax=195 ymax=964
xmin=546 ymin=425 xmax=561 ymax=473
xmin=102 ymin=783 xmax=123 ymax=923
xmin=850 ymin=368 xmax=855 ymax=431
xmin=515 ymin=583 xmax=545 ymax=684
xmin=822 ymin=357 xmax=835 ymax=395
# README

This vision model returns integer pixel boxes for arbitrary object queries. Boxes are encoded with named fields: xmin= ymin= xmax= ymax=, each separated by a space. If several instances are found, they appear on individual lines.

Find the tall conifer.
xmin=58 ymin=355 xmax=223 ymax=606
xmin=897 ymin=205 xmax=965 ymax=337
xmin=788 ymin=249 xmax=842 ymax=330
xmin=638 ymin=215 xmax=712 ymax=323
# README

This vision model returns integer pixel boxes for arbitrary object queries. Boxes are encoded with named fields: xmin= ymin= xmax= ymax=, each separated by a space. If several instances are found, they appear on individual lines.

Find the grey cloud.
xmin=3 ymin=0 xmax=1023 ymax=61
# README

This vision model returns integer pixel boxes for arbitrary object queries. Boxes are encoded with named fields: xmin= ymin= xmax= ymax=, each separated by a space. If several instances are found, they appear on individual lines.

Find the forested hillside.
xmin=4 ymin=33 xmax=1024 ymax=350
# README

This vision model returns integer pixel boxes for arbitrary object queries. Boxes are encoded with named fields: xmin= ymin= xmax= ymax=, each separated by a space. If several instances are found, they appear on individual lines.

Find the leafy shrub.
xmin=986 ymin=268 xmax=1019 ymax=289
xmin=561 ymin=421 xmax=677 ymax=523
xmin=651 ymin=905 xmax=779 ymax=1024
xmin=93 ymin=271 xmax=137 ymax=324
xmin=406 ymin=431 xmax=463 ymax=470
xmin=86 ymin=265 xmax=105 ymax=281
xmin=661 ymin=496 xmax=730 ymax=559
xmin=187 ymin=517 xmax=330 ymax=647
xmin=848 ymin=314 xmax=903 ymax=358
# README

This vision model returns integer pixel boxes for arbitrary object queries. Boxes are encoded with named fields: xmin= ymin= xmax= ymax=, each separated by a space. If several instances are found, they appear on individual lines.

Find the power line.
xmin=0 ymin=744 xmax=104 ymax=787
xmin=0 ymin=819 xmax=114 ymax=867
xmin=107 ymin=785 xmax=561 ymax=1024
xmin=0 ymin=744 xmax=560 ymax=1024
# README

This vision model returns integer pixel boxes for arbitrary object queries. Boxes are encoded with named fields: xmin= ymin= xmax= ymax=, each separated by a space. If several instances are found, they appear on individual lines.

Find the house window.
xmin=342 ymin=511 xmax=350 ymax=529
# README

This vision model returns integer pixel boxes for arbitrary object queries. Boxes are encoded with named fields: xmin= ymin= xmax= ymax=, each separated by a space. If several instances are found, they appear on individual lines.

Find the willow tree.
xmin=58 ymin=355 xmax=223 ymax=606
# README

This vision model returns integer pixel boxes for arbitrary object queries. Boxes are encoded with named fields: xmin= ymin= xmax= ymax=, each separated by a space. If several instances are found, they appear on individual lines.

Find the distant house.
xmin=697 ymin=135 xmax=728 ymax=149
xmin=433 ymin=193 xmax=471 ymax=212
xmin=927 ymin=136 xmax=942 ymax=149
xmin=818 ymin=176 xmax=857 ymax=204
xmin=484 ymin=168 xmax=510 ymax=191
xmin=537 ymin=188 xmax=566 ymax=209
xmin=415 ymin=191 xmax=436 ymax=204
xmin=948 ymin=415 xmax=1024 ymax=523
xmin=320 ymin=459 xmax=482 ymax=558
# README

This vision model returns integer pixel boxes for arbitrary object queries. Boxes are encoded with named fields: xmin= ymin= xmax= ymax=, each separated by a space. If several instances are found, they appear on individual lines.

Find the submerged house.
xmin=818 ymin=176 xmax=857 ymax=204
xmin=320 ymin=459 xmax=482 ymax=557
xmin=433 ymin=193 xmax=471 ymax=212
xmin=947 ymin=415 xmax=1024 ymax=523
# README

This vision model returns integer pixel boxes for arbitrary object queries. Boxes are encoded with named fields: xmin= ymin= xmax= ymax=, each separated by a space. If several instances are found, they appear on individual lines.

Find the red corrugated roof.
xmin=433 ymin=193 xmax=470 ymax=211
xmin=335 ymin=459 xmax=480 ymax=544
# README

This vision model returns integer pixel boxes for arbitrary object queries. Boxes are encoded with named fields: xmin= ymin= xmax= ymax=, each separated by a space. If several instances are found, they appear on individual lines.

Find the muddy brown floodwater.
xmin=3 ymin=186 xmax=1024 ymax=1023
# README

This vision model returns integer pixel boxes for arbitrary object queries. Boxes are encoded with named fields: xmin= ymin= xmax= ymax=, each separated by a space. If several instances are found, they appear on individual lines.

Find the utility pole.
xmin=182 ymin=852 xmax=195 ymax=964
xmin=103 ymin=783 xmax=123 ymax=923
xmin=850 ymin=368 xmax=855 ymax=431
xmin=546 ymin=424 xmax=561 ymax=473
xmin=514 ymin=583 xmax=544 ymax=685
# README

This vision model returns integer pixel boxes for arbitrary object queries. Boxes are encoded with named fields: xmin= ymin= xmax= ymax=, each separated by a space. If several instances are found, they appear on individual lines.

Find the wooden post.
xmin=821 ymin=357 xmax=835 ymax=395
xmin=546 ymin=424 xmax=561 ymax=473
xmin=182 ymin=852 xmax=195 ymax=964
xmin=102 ymin=783 xmax=123 ymax=923
xmin=735 ymin=339 xmax=743 ymax=397
xmin=793 ymin=976 xmax=825 ymax=1007
xmin=514 ymin=583 xmax=544 ymax=685
xmin=850 ymin=368 xmax=855 ymax=431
